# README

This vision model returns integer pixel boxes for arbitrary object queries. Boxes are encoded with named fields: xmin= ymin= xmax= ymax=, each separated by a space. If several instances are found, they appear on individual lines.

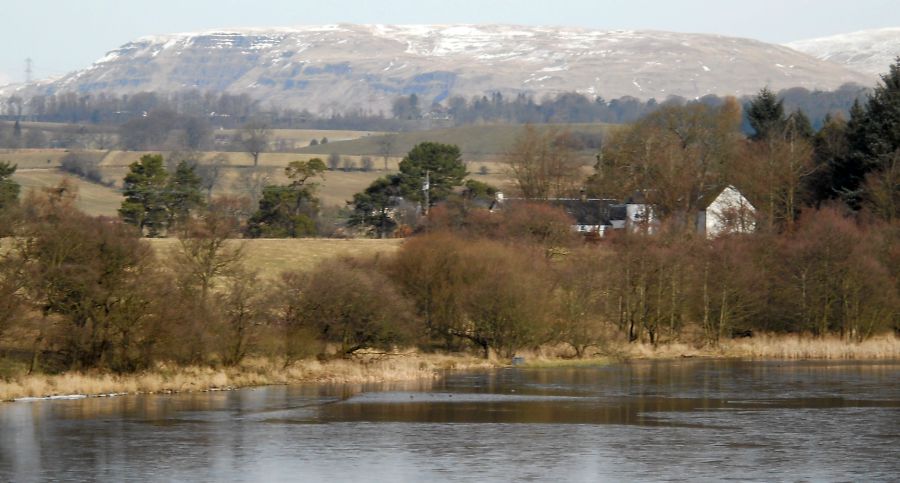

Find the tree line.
xmin=110 ymin=60 xmax=900 ymax=240
xmin=393 ymin=83 xmax=867 ymax=130
xmin=1 ymin=82 xmax=869 ymax=145
xmin=586 ymin=61 xmax=900 ymax=227
xmin=0 ymin=61 xmax=897 ymax=375
xmin=0 ymin=181 xmax=896 ymax=375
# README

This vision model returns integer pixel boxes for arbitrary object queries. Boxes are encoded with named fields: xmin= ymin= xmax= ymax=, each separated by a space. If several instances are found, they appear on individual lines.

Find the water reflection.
xmin=1 ymin=360 xmax=898 ymax=482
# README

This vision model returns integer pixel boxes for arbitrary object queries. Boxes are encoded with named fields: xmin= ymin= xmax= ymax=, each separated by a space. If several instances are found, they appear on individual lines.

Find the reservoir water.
xmin=1 ymin=360 xmax=898 ymax=481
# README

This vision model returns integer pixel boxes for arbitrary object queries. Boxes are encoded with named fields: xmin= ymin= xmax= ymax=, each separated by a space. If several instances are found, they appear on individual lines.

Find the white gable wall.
xmin=705 ymin=186 xmax=756 ymax=237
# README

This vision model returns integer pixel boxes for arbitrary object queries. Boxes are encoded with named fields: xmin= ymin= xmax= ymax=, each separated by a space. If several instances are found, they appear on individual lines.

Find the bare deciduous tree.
xmin=377 ymin=134 xmax=396 ymax=171
xmin=504 ymin=125 xmax=583 ymax=199
xmin=195 ymin=153 xmax=229 ymax=201
xmin=235 ymin=167 xmax=275 ymax=209
xmin=589 ymin=99 xmax=743 ymax=224
xmin=238 ymin=121 xmax=271 ymax=167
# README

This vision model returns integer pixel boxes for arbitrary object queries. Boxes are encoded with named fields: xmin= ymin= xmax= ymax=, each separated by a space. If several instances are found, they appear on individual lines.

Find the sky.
xmin=2 ymin=0 xmax=898 ymax=83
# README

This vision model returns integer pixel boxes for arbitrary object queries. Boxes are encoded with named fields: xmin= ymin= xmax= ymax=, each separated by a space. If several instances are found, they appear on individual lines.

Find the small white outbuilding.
xmin=697 ymin=185 xmax=756 ymax=238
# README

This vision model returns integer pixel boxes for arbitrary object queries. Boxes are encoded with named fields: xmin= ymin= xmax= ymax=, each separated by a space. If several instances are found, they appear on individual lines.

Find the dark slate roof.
xmin=499 ymin=198 xmax=628 ymax=226
xmin=696 ymin=185 xmax=728 ymax=209
xmin=609 ymin=204 xmax=627 ymax=221
xmin=696 ymin=184 xmax=755 ymax=210
xmin=555 ymin=199 xmax=632 ymax=225
xmin=553 ymin=199 xmax=615 ymax=226
xmin=625 ymin=191 xmax=648 ymax=204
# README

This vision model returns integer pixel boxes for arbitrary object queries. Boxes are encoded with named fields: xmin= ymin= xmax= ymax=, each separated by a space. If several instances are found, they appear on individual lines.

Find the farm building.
xmin=493 ymin=186 xmax=754 ymax=238
xmin=696 ymin=185 xmax=757 ymax=238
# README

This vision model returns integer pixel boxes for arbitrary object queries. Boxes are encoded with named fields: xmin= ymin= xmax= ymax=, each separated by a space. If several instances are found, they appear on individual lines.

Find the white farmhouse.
xmin=696 ymin=185 xmax=756 ymax=238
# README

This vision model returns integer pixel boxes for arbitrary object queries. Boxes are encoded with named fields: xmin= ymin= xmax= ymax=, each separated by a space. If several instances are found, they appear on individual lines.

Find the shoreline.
xmin=2 ymin=334 xmax=898 ymax=402
xmin=0 ymin=354 xmax=497 ymax=402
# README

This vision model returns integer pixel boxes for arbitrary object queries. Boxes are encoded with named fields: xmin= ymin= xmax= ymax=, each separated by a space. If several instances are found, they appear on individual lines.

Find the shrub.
xmin=60 ymin=151 xmax=105 ymax=185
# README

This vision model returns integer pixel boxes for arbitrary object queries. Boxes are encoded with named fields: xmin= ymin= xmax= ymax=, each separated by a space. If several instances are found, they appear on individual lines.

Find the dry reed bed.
xmin=2 ymin=335 xmax=898 ymax=402
xmin=622 ymin=334 xmax=900 ymax=360
xmin=0 ymin=354 xmax=494 ymax=402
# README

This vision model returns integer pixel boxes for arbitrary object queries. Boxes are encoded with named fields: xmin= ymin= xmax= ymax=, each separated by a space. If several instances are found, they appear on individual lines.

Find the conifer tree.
xmin=747 ymin=88 xmax=786 ymax=141
xmin=785 ymin=110 xmax=814 ymax=141
xmin=807 ymin=114 xmax=849 ymax=205
xmin=119 ymin=154 xmax=169 ymax=236
xmin=836 ymin=58 xmax=900 ymax=209
xmin=165 ymin=160 xmax=204 ymax=229
xmin=398 ymin=142 xmax=467 ymax=208
xmin=348 ymin=175 xmax=403 ymax=238
xmin=246 ymin=159 xmax=326 ymax=238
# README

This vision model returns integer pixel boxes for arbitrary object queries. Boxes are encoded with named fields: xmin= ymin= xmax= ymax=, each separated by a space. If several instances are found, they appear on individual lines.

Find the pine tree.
xmin=165 ymin=160 xmax=204 ymax=229
xmin=862 ymin=57 xmax=900 ymax=159
xmin=785 ymin=110 xmax=814 ymax=141
xmin=829 ymin=100 xmax=870 ymax=207
xmin=398 ymin=142 xmax=467 ymax=208
xmin=348 ymin=175 xmax=403 ymax=238
xmin=837 ymin=58 xmax=900 ymax=209
xmin=246 ymin=159 xmax=325 ymax=238
xmin=747 ymin=88 xmax=786 ymax=141
xmin=119 ymin=154 xmax=169 ymax=237
xmin=807 ymin=114 xmax=849 ymax=205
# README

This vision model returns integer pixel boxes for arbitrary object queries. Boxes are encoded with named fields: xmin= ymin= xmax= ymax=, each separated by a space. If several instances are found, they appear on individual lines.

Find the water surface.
xmin=1 ymin=360 xmax=898 ymax=481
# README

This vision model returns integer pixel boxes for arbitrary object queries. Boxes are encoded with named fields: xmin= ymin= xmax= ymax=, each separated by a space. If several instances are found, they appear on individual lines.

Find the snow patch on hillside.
xmin=786 ymin=27 xmax=900 ymax=77
xmin=22 ymin=24 xmax=875 ymax=114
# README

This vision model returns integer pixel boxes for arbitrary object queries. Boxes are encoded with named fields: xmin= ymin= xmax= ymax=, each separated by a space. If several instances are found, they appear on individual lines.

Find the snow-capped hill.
xmin=786 ymin=28 xmax=900 ymax=78
xmin=35 ymin=24 xmax=871 ymax=114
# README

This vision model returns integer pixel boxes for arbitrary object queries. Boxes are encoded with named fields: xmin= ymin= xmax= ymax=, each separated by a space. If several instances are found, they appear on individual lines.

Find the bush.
xmin=391 ymin=234 xmax=553 ymax=357
xmin=327 ymin=152 xmax=341 ymax=170
xmin=292 ymin=258 xmax=417 ymax=355
xmin=60 ymin=151 xmax=106 ymax=185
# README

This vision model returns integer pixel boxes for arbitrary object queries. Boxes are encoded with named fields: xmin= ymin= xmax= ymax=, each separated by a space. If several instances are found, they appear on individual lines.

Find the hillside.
xmin=298 ymin=123 xmax=613 ymax=158
xmin=786 ymin=28 xmax=900 ymax=78
xmin=11 ymin=25 xmax=871 ymax=113
xmin=148 ymin=238 xmax=402 ymax=279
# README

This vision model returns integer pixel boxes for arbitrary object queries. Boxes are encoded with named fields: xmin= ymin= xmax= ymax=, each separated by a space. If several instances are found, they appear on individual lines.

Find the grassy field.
xmin=0 ymin=120 xmax=115 ymax=134
xmin=4 ymin=123 xmax=568 ymax=216
xmin=219 ymin=128 xmax=388 ymax=148
xmin=0 ymin=237 xmax=398 ymax=266
xmin=12 ymin=169 xmax=123 ymax=217
xmin=4 ymin=146 xmax=516 ymax=216
xmin=297 ymin=123 xmax=616 ymax=159
xmin=0 ymin=148 xmax=80 ymax=168
xmin=96 ymin=150 xmax=387 ymax=168
xmin=148 ymin=238 xmax=403 ymax=279
xmin=5 ymin=123 xmax=382 ymax=147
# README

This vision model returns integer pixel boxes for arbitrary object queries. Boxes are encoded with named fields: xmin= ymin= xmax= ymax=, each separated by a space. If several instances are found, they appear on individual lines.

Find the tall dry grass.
xmin=3 ymin=335 xmax=898 ymax=401
xmin=618 ymin=333 xmax=900 ymax=360
xmin=0 ymin=353 xmax=493 ymax=401
xmin=717 ymin=333 xmax=900 ymax=359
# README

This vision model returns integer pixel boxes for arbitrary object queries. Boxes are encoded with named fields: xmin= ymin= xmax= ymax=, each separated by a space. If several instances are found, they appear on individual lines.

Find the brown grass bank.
xmin=3 ymin=335 xmax=898 ymax=402
xmin=615 ymin=333 xmax=900 ymax=360
xmin=0 ymin=354 xmax=495 ymax=402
